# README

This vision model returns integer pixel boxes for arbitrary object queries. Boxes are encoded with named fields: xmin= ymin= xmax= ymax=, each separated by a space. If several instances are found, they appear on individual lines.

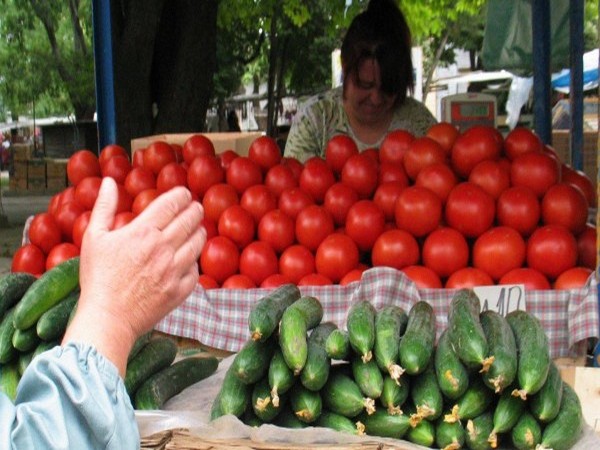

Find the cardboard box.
xmin=45 ymin=158 xmax=68 ymax=178
xmin=130 ymin=132 xmax=264 ymax=156
xmin=558 ymin=364 xmax=600 ymax=434
xmin=27 ymin=159 xmax=46 ymax=179
xmin=551 ymin=130 xmax=598 ymax=182
xmin=11 ymin=143 xmax=33 ymax=161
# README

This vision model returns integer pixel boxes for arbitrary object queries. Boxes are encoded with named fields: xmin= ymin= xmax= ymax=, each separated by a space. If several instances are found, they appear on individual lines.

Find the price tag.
xmin=473 ymin=284 xmax=527 ymax=316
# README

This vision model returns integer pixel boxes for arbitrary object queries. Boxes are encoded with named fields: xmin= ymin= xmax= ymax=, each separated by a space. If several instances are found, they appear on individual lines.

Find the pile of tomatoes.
xmin=11 ymin=124 xmax=597 ymax=291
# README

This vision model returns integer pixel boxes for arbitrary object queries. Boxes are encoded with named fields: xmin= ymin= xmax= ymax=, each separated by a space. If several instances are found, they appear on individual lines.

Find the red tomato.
xmin=218 ymin=149 xmax=239 ymax=171
xmin=172 ymin=144 xmax=183 ymax=163
xmin=239 ymin=241 xmax=279 ymax=286
xmin=218 ymin=205 xmax=255 ymax=249
xmin=11 ymin=244 xmax=46 ymax=275
xmin=379 ymin=129 xmax=414 ymax=166
xmin=362 ymin=147 xmax=379 ymax=162
xmin=265 ymin=164 xmax=298 ymax=198
xmin=226 ymin=156 xmax=263 ymax=194
xmin=115 ymin=183 xmax=133 ymax=214
xmin=339 ymin=267 xmax=366 ymax=286
xmin=561 ymin=165 xmax=596 ymax=207
xmin=315 ymin=234 xmax=360 ymax=283
xmin=112 ymin=211 xmax=135 ymax=230
xmin=182 ymin=134 xmax=215 ymax=164
xmin=444 ymin=182 xmax=495 ymax=238
xmin=422 ymin=227 xmax=470 ymax=278
xmin=295 ymin=205 xmax=335 ymax=251
xmin=373 ymin=181 xmax=405 ymax=222
xmin=143 ymin=141 xmax=176 ymax=175
xmin=278 ymin=187 xmax=314 ymax=220
xmin=258 ymin=209 xmax=295 ymax=253
xmin=371 ymin=229 xmax=420 ymax=270
xmin=553 ymin=267 xmax=593 ymax=290
xmin=222 ymin=274 xmax=256 ymax=289
xmin=401 ymin=265 xmax=443 ymax=289
xmin=74 ymin=176 xmax=102 ymax=210
xmin=345 ymin=200 xmax=386 ymax=252
xmin=297 ymin=273 xmax=332 ymax=286
xmin=67 ymin=150 xmax=101 ymax=186
xmin=341 ymin=153 xmax=379 ymax=199
xmin=472 ymin=226 xmax=526 ymax=281
xmin=425 ymin=122 xmax=459 ymax=155
xmin=279 ymin=244 xmax=316 ymax=284
xmin=445 ymin=267 xmax=494 ymax=289
xmin=323 ymin=182 xmax=359 ymax=226
xmin=48 ymin=193 xmax=62 ymax=217
xmin=55 ymin=201 xmax=85 ymax=242
xmin=299 ymin=157 xmax=336 ymax=204
xmin=325 ymin=134 xmax=359 ymax=174
xmin=200 ymin=236 xmax=240 ymax=284
xmin=248 ymin=136 xmax=282 ymax=173
xmin=414 ymin=163 xmax=458 ymax=204
xmin=576 ymin=223 xmax=597 ymax=270
xmin=156 ymin=162 xmax=188 ymax=193
xmin=378 ymin=162 xmax=409 ymax=186
xmin=541 ymin=182 xmax=588 ymax=234
xmin=240 ymin=184 xmax=277 ymax=225
xmin=198 ymin=274 xmax=219 ymax=289
xmin=72 ymin=210 xmax=91 ymax=248
xmin=132 ymin=149 xmax=144 ymax=168
xmin=468 ymin=159 xmax=510 ymax=199
xmin=28 ymin=213 xmax=62 ymax=255
xmin=45 ymin=243 xmax=79 ymax=271
xmin=187 ymin=155 xmax=224 ymax=198
xmin=510 ymin=151 xmax=560 ymax=198
xmin=498 ymin=267 xmax=551 ymax=290
xmin=132 ymin=189 xmax=159 ymax=216
xmin=99 ymin=144 xmax=128 ymax=168
xmin=124 ymin=167 xmax=156 ymax=198
xmin=526 ymin=225 xmax=578 ymax=279
xmin=403 ymin=136 xmax=447 ymax=180
xmin=101 ymin=154 xmax=131 ymax=184
xmin=260 ymin=273 xmax=292 ymax=288
xmin=281 ymin=157 xmax=303 ymax=181
xmin=201 ymin=217 xmax=218 ymax=241
xmin=450 ymin=125 xmax=502 ymax=179
xmin=394 ymin=185 xmax=442 ymax=237
xmin=503 ymin=127 xmax=543 ymax=160
xmin=202 ymin=183 xmax=239 ymax=223
xmin=496 ymin=186 xmax=540 ymax=236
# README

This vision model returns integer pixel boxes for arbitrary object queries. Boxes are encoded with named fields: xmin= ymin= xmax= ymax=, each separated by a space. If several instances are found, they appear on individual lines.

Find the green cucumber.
xmin=445 ymin=377 xmax=495 ymax=423
xmin=447 ymin=289 xmax=493 ymax=372
xmin=128 ymin=332 xmax=152 ymax=363
xmin=0 ymin=307 xmax=18 ymax=363
xmin=373 ymin=305 xmax=407 ymax=383
xmin=436 ymin=417 xmax=466 ymax=450
xmin=529 ymin=361 xmax=563 ymax=423
xmin=506 ymin=309 xmax=550 ymax=399
xmin=230 ymin=337 xmax=275 ymax=384
xmin=0 ymin=361 xmax=20 ymax=401
xmin=135 ymin=355 xmax=218 ymax=410
xmin=242 ymin=408 xmax=264 ymax=427
xmin=209 ymin=390 xmax=223 ymax=420
xmin=124 ymin=337 xmax=178 ymax=397
xmin=322 ymin=372 xmax=376 ymax=418
xmin=248 ymin=284 xmax=300 ymax=341
xmin=409 ymin=363 xmax=443 ymax=423
xmin=511 ymin=411 xmax=542 ymax=450
xmin=380 ymin=374 xmax=410 ymax=415
xmin=252 ymin=377 xmax=284 ymax=422
xmin=398 ymin=301 xmax=436 ymax=375
xmin=358 ymin=408 xmax=411 ymax=439
xmin=346 ymin=300 xmax=376 ymax=363
xmin=32 ymin=340 xmax=59 ymax=359
xmin=434 ymin=328 xmax=469 ymax=400
xmin=217 ymin=368 xmax=252 ymax=418
xmin=351 ymin=356 xmax=384 ymax=400
xmin=18 ymin=350 xmax=35 ymax=375
xmin=465 ymin=411 xmax=494 ymax=450
xmin=480 ymin=310 xmax=517 ymax=393
xmin=268 ymin=348 xmax=295 ymax=407
xmin=538 ymin=383 xmax=584 ymax=450
xmin=325 ymin=329 xmax=350 ymax=360
xmin=300 ymin=322 xmax=335 ymax=391
xmin=316 ymin=410 xmax=364 ymax=435
xmin=274 ymin=407 xmax=308 ymax=429
xmin=36 ymin=289 xmax=79 ymax=341
xmin=13 ymin=257 xmax=80 ymax=330
xmin=0 ymin=272 xmax=37 ymax=317
xmin=12 ymin=326 xmax=40 ymax=352
xmin=289 ymin=383 xmax=322 ymax=423
xmin=406 ymin=418 xmax=436 ymax=447
xmin=488 ymin=388 xmax=526 ymax=448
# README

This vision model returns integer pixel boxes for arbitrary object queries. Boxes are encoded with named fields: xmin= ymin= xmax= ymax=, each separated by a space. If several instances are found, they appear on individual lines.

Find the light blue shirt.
xmin=0 ymin=342 xmax=139 ymax=449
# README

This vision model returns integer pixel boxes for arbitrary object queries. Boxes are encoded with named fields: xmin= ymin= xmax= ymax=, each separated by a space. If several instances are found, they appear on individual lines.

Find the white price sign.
xmin=473 ymin=284 xmax=527 ymax=316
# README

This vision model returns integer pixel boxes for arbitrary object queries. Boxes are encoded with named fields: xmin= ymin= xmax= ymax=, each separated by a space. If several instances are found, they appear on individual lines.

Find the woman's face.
xmin=343 ymin=58 xmax=397 ymax=126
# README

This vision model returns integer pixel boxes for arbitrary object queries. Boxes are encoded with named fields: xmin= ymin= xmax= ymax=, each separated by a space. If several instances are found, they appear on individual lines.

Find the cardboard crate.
xmin=130 ymin=132 xmax=264 ymax=157
xmin=12 ymin=161 xmax=28 ymax=180
xmin=11 ymin=143 xmax=33 ymax=162
xmin=551 ymin=130 xmax=598 ymax=182
xmin=558 ymin=363 xmax=600 ymax=434
xmin=45 ymin=158 xmax=68 ymax=178
xmin=27 ymin=159 xmax=46 ymax=178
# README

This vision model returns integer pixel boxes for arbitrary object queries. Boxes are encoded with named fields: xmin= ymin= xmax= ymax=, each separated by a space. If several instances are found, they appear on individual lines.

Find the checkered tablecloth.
xmin=156 ymin=267 xmax=599 ymax=359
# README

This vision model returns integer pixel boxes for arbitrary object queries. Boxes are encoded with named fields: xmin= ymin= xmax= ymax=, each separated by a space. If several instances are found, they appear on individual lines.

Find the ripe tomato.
xmin=55 ymin=201 xmax=85 ymax=242
xmin=202 ymin=183 xmax=239 ymax=223
xmin=414 ymin=162 xmax=457 ymax=204
xmin=315 ymin=234 xmax=360 ymax=283
xmin=541 ymin=182 xmax=588 ymax=234
xmin=297 ymin=273 xmax=332 ymax=286
xmin=324 ymin=182 xmax=359 ymax=226
xmin=345 ymin=200 xmax=386 ymax=252
xmin=510 ymin=151 xmax=560 ymax=198
xmin=373 ymin=181 xmax=405 ymax=222
xmin=29 ymin=212 xmax=62 ymax=255
xmin=112 ymin=211 xmax=135 ymax=230
xmin=561 ymin=165 xmax=596 ymax=207
xmin=278 ymin=187 xmax=314 ymax=220
xmin=48 ymin=192 xmax=62 ymax=217
xmin=394 ymin=185 xmax=442 ymax=237
xmin=341 ymin=153 xmax=379 ymax=199
xmin=325 ymin=134 xmax=359 ymax=174
xmin=248 ymin=136 xmax=282 ymax=173
xmin=72 ymin=210 xmax=91 ymax=248
xmin=143 ymin=141 xmax=176 ymax=175
xmin=201 ymin=217 xmax=218 ymax=240
xmin=218 ymin=205 xmax=255 ymax=249
xmin=295 ymin=205 xmax=335 ymax=251
xmin=526 ymin=225 xmax=577 ymax=279
xmin=401 ymin=265 xmax=443 ymax=289
xmin=258 ymin=209 xmax=295 ymax=253
xmin=45 ymin=242 xmax=80 ymax=271
xmin=156 ymin=162 xmax=188 ymax=193
xmin=124 ymin=167 xmax=156 ymax=198
xmin=99 ymin=144 xmax=128 ymax=168
xmin=182 ymin=134 xmax=215 ymax=164
xmin=403 ymin=136 xmax=446 ymax=180
xmin=281 ymin=157 xmax=303 ymax=181
xmin=115 ymin=183 xmax=133 ymax=214
xmin=218 ymin=149 xmax=239 ymax=171
xmin=172 ymin=143 xmax=183 ymax=163
xmin=299 ymin=157 xmax=336 ymax=204
xmin=472 ymin=226 xmax=526 ymax=281
xmin=445 ymin=267 xmax=494 ymax=289
xmin=450 ymin=125 xmax=502 ymax=179
xmin=132 ymin=149 xmax=144 ymax=168
xmin=576 ymin=223 xmax=597 ymax=270
xmin=239 ymin=241 xmax=279 ymax=286
xmin=496 ymin=186 xmax=540 ymax=236
xmin=198 ymin=274 xmax=219 ymax=289
xmin=498 ymin=267 xmax=551 ymax=290
xmin=222 ymin=274 xmax=256 ymax=289
xmin=503 ymin=127 xmax=543 ymax=160
xmin=132 ymin=188 xmax=160 ymax=216
xmin=468 ymin=159 xmax=510 ymax=199
xmin=339 ymin=267 xmax=366 ymax=286
xmin=101 ymin=154 xmax=131 ymax=184
xmin=379 ymin=129 xmax=414 ymax=166
xmin=425 ymin=122 xmax=459 ymax=155
xmin=553 ymin=267 xmax=593 ymax=290
xmin=200 ymin=236 xmax=240 ymax=284
xmin=74 ymin=176 xmax=102 ymax=211
xmin=11 ymin=244 xmax=46 ymax=275
xmin=240 ymin=184 xmax=277 ymax=225
xmin=264 ymin=164 xmax=298 ymax=198
xmin=67 ymin=150 xmax=101 ymax=186
xmin=445 ymin=182 xmax=495 ymax=238
xmin=422 ymin=227 xmax=469 ymax=278
xmin=187 ymin=155 xmax=224 ymax=198
xmin=378 ymin=162 xmax=409 ymax=186
xmin=260 ymin=273 xmax=292 ymax=288
xmin=279 ymin=244 xmax=316 ymax=284
xmin=226 ymin=156 xmax=263 ymax=194
xmin=371 ymin=229 xmax=420 ymax=270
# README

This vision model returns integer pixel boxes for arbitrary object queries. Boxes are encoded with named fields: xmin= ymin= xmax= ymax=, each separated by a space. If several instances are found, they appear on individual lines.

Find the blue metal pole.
xmin=91 ymin=0 xmax=117 ymax=152
xmin=569 ymin=0 xmax=584 ymax=172
xmin=531 ymin=0 xmax=552 ymax=144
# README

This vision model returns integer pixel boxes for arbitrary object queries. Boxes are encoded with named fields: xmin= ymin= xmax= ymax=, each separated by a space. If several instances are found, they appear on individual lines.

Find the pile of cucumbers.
xmin=0 ymin=258 xmax=219 ymax=410
xmin=211 ymin=284 xmax=585 ymax=450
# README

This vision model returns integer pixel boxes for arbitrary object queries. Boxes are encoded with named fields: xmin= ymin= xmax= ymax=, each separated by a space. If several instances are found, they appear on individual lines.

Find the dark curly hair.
xmin=341 ymin=0 xmax=414 ymax=105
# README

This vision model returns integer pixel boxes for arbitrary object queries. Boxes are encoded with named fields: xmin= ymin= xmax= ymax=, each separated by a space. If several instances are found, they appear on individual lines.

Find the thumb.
xmin=88 ymin=177 xmax=119 ymax=233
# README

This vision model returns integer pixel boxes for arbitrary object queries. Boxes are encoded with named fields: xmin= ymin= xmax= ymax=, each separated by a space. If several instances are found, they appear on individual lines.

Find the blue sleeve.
xmin=0 ymin=342 xmax=139 ymax=450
